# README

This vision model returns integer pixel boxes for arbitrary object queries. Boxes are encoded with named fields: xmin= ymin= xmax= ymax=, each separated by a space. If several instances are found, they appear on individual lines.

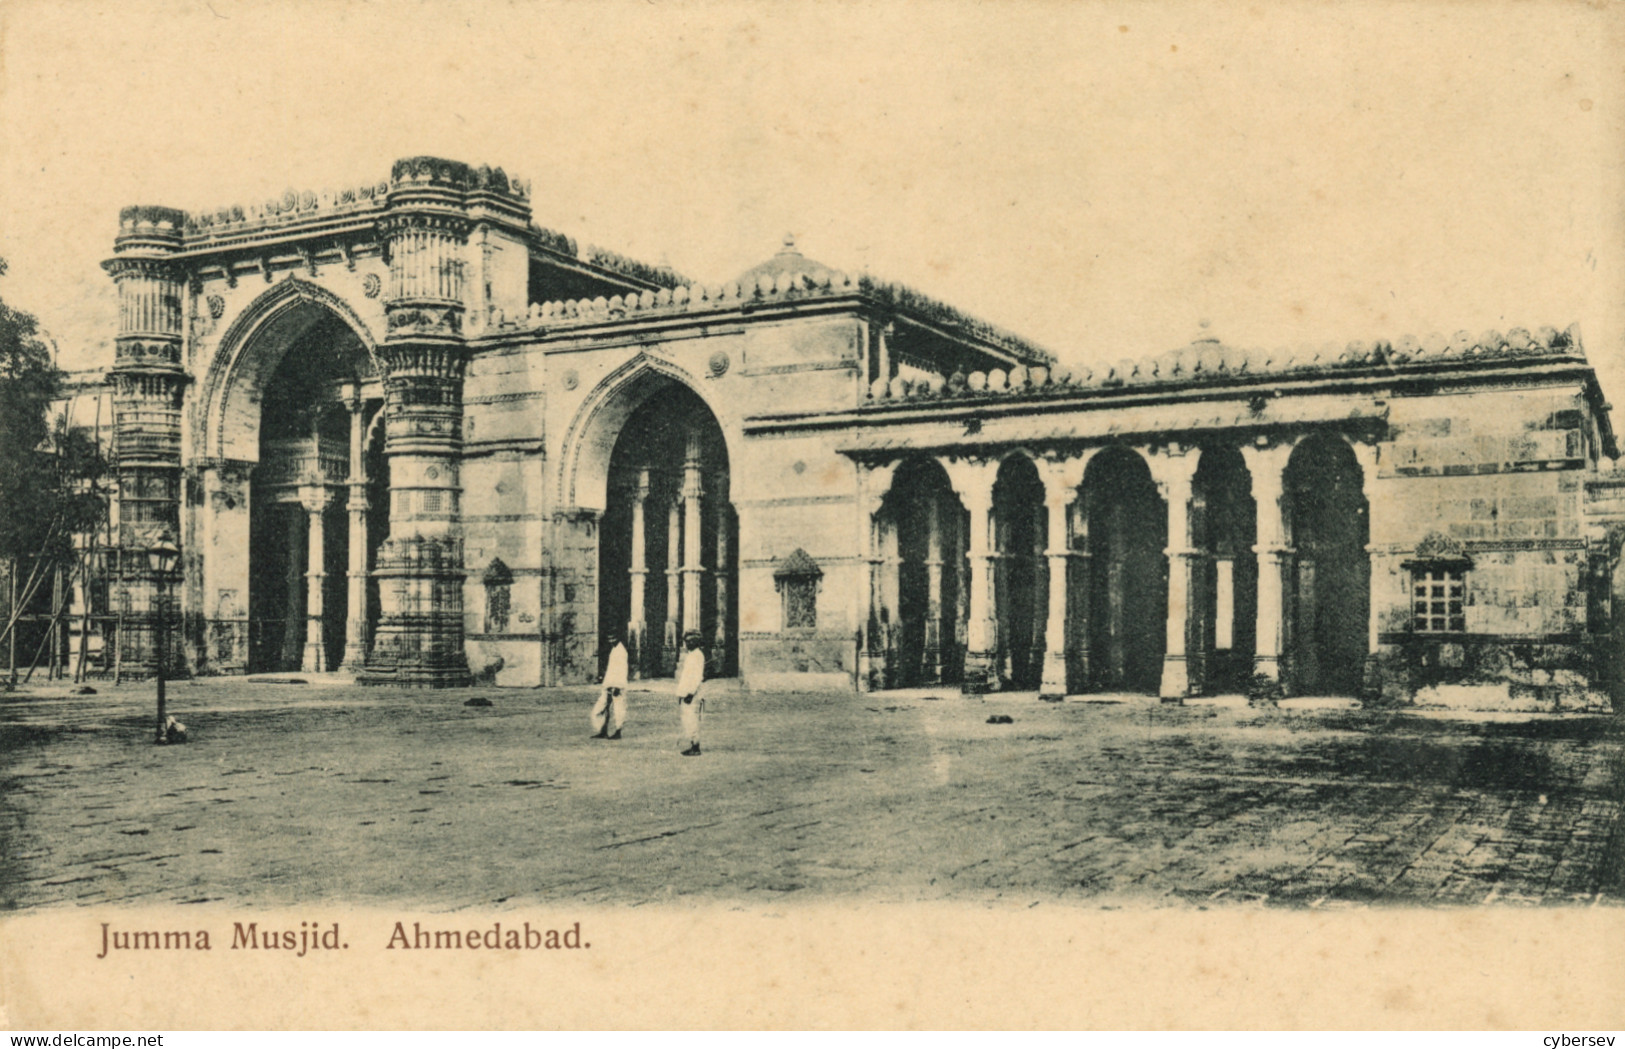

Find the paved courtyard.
xmin=2 ymin=677 xmax=1623 ymax=910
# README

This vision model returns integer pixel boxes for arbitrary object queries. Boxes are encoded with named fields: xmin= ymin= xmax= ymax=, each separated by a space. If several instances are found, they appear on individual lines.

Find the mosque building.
xmin=76 ymin=156 xmax=1625 ymax=709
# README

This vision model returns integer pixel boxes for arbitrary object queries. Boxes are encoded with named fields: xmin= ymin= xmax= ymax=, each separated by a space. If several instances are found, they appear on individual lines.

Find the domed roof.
xmin=732 ymin=234 xmax=839 ymax=286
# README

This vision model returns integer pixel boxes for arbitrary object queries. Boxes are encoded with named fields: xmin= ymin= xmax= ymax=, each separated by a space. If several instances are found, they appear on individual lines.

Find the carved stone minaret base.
xmin=358 ymin=162 xmax=478 ymax=687
xmin=104 ymin=207 xmax=190 ymax=679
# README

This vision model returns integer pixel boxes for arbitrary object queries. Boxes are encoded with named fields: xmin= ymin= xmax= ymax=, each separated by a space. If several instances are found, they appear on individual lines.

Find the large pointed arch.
xmin=199 ymin=278 xmax=379 ymax=463
xmin=557 ymin=351 xmax=735 ymax=513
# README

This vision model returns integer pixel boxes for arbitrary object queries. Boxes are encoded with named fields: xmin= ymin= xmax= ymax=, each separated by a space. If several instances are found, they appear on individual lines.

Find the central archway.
xmin=597 ymin=381 xmax=736 ymax=678
xmin=199 ymin=282 xmax=383 ymax=676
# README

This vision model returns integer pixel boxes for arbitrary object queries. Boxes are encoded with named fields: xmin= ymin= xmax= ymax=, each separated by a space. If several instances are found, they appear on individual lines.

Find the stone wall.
xmin=1369 ymin=387 xmax=1608 ymax=711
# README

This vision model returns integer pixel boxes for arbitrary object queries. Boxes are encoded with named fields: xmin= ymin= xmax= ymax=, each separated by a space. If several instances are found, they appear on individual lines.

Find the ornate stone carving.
xmin=362 ymin=272 xmax=381 ymax=298
xmin=207 ymin=294 xmax=225 ymax=319
xmin=708 ymin=350 xmax=730 ymax=378
xmin=562 ymin=368 xmax=580 ymax=391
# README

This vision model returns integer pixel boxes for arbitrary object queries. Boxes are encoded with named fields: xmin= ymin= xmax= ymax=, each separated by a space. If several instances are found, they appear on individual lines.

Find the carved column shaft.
xmin=1154 ymin=452 xmax=1200 ymax=702
xmin=664 ymin=498 xmax=681 ymax=674
xmin=1242 ymin=444 xmax=1295 ymax=685
xmin=681 ymin=430 xmax=705 ymax=640
xmin=713 ymin=484 xmax=731 ymax=670
xmin=340 ymin=394 xmax=371 ymax=672
xmin=300 ymin=484 xmax=335 ymax=673
xmin=627 ymin=468 xmax=650 ymax=675
xmin=964 ymin=486 xmax=998 ymax=693
xmin=923 ymin=496 xmax=944 ymax=685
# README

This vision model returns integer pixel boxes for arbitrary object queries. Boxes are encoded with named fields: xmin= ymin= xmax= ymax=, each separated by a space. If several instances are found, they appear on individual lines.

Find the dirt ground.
xmin=3 ymin=677 xmax=1623 ymax=911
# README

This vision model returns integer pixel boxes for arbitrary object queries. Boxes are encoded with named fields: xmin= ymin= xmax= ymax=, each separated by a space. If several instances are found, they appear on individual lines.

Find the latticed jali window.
xmin=1412 ymin=566 xmax=1466 ymax=633
xmin=783 ymin=578 xmax=818 ymax=629
xmin=774 ymin=548 xmax=822 ymax=632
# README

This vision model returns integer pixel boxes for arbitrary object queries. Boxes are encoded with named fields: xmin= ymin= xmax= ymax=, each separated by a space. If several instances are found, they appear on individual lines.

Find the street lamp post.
xmin=148 ymin=536 xmax=179 ymax=745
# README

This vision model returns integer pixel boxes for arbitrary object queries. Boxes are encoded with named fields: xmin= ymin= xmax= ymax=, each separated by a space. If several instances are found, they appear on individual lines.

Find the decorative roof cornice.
xmin=849 ymin=325 xmax=1589 ymax=405
xmin=486 ymin=266 xmax=1054 ymax=365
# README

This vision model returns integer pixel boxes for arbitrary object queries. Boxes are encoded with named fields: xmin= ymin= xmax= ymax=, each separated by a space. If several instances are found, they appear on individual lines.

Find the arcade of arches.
xmin=92 ymin=156 xmax=1617 ymax=708
xmin=857 ymin=435 xmax=1371 ymax=699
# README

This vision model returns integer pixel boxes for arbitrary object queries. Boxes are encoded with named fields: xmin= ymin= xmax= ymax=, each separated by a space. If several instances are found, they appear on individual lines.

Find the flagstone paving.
xmin=2 ymin=678 xmax=1622 ymax=910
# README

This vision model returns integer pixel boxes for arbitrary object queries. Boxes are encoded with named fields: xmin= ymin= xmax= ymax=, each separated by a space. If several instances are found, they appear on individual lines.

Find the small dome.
xmin=732 ymin=234 xmax=839 ymax=287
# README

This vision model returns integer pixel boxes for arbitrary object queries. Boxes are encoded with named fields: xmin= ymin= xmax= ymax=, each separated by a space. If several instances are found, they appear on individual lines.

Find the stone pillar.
xmin=923 ymin=496 xmax=944 ymax=685
xmin=879 ymin=516 xmax=902 ymax=687
xmin=281 ymin=505 xmax=305 ymax=670
xmin=853 ymin=462 xmax=894 ymax=692
xmin=360 ymin=177 xmax=474 ymax=687
xmin=941 ymin=461 xmax=999 ymax=694
xmin=713 ymin=480 xmax=731 ymax=672
xmin=1150 ymin=446 xmax=1201 ymax=702
xmin=103 ymin=206 xmax=188 ymax=678
xmin=681 ymin=429 xmax=705 ymax=642
xmin=340 ymin=392 xmax=371 ymax=672
xmin=1241 ymin=442 xmax=1295 ymax=685
xmin=300 ymin=484 xmax=336 ymax=673
xmin=664 ymin=497 xmax=681 ymax=673
xmin=627 ymin=468 xmax=650 ymax=677
xmin=1028 ymin=501 xmax=1048 ymax=680
xmin=1351 ymin=441 xmax=1392 ymax=697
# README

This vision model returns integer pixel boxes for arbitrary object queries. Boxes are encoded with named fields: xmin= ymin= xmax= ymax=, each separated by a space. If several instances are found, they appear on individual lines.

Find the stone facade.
xmin=85 ymin=156 xmax=1624 ymax=709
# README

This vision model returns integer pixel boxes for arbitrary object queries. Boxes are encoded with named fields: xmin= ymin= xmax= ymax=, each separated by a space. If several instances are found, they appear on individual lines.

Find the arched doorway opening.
xmin=243 ymin=311 xmax=379 ymax=673
xmin=993 ymin=455 xmax=1046 ymax=690
xmin=1083 ymin=447 xmax=1167 ymax=692
xmin=1285 ymin=434 xmax=1369 ymax=694
xmin=878 ymin=458 xmax=966 ymax=687
xmin=1194 ymin=445 xmax=1257 ymax=693
xmin=598 ymin=382 xmax=736 ymax=678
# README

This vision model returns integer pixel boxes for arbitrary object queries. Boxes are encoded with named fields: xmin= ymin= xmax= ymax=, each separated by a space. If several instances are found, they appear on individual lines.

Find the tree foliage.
xmin=0 ymin=258 xmax=106 ymax=565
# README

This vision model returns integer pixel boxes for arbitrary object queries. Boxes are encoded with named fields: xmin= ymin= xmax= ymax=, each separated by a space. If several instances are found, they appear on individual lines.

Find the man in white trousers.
xmin=590 ymin=635 xmax=630 ymax=740
xmin=676 ymin=632 xmax=706 ymax=756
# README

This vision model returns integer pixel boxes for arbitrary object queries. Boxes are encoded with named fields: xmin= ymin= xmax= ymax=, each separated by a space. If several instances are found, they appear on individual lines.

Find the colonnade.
xmin=619 ymin=428 xmax=733 ymax=675
xmin=264 ymin=389 xmax=375 ymax=674
xmin=857 ymin=434 xmax=1378 ymax=698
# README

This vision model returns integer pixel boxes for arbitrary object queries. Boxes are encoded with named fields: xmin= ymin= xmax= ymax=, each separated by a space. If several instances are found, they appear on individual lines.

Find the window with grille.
xmin=1412 ymin=566 xmax=1466 ymax=633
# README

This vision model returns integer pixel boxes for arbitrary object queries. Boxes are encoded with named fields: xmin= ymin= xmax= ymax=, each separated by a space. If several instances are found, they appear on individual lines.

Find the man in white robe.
xmin=675 ymin=633 xmax=706 ymax=756
xmin=590 ymin=638 xmax=630 ymax=740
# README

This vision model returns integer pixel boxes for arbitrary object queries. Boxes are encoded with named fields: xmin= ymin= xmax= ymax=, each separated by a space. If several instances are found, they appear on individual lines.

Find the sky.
xmin=2 ymin=0 xmax=1622 ymax=421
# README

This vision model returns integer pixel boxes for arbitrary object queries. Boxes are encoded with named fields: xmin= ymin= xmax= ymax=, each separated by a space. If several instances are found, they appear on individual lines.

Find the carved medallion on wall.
xmin=708 ymin=350 xmax=730 ymax=377
xmin=562 ymin=369 xmax=580 ymax=391
xmin=206 ymin=294 xmax=226 ymax=319
xmin=362 ymin=272 xmax=382 ymax=298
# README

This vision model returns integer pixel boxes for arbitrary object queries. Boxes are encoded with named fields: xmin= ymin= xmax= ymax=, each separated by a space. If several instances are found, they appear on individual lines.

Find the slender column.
xmin=951 ymin=469 xmax=998 ymax=694
xmin=1028 ymin=502 xmax=1048 ymax=681
xmin=853 ymin=462 xmax=895 ymax=692
xmin=880 ymin=517 xmax=902 ymax=687
xmin=712 ymin=484 xmax=730 ymax=672
xmin=682 ymin=432 xmax=705 ymax=640
xmin=1039 ymin=455 xmax=1092 ymax=700
xmin=922 ymin=496 xmax=944 ymax=685
xmin=340 ymin=393 xmax=371 ymax=672
xmin=300 ymin=485 xmax=336 ymax=673
xmin=1241 ymin=443 xmax=1295 ymax=685
xmin=1351 ymin=441 xmax=1389 ymax=697
xmin=281 ymin=506 xmax=305 ymax=669
xmin=1072 ymin=498 xmax=1094 ymax=689
xmin=627 ymin=468 xmax=650 ymax=676
xmin=664 ymin=496 xmax=681 ymax=673
xmin=1150 ymin=447 xmax=1201 ymax=702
